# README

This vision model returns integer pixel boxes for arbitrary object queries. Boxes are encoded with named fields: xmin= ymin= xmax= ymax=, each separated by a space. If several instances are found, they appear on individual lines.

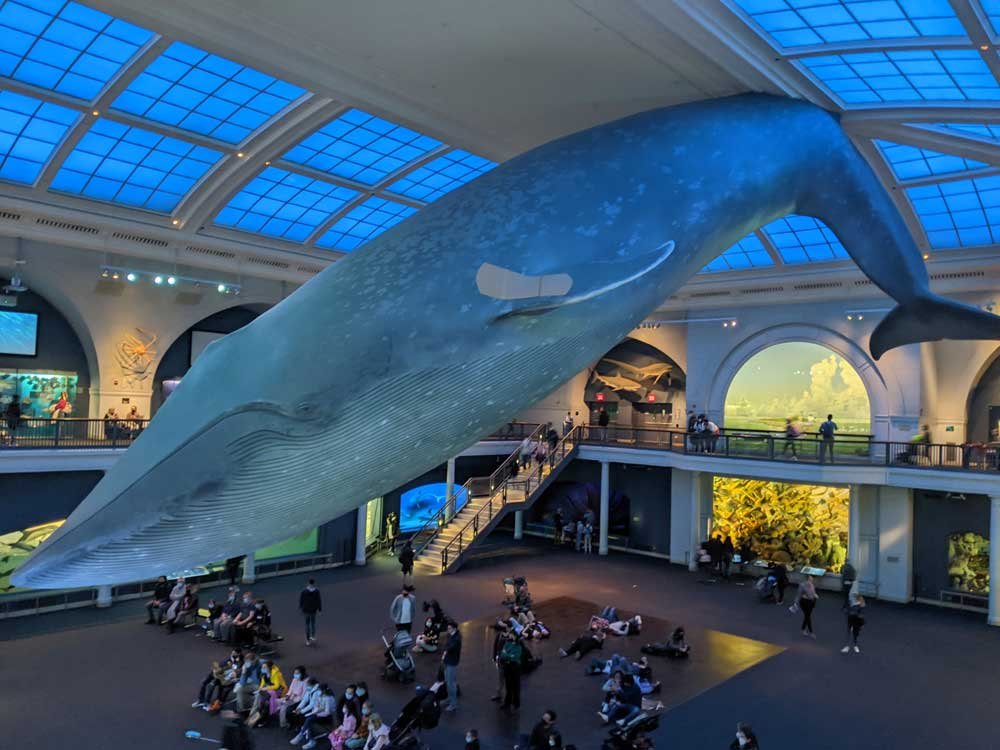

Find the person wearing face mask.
xmin=499 ymin=632 xmax=524 ymax=713
xmin=354 ymin=683 xmax=371 ymax=709
xmin=251 ymin=598 xmax=272 ymax=643
xmin=193 ymin=648 xmax=243 ymax=709
xmin=299 ymin=578 xmax=322 ymax=646
xmin=291 ymin=678 xmax=321 ymax=733
xmin=390 ymin=587 xmax=415 ymax=633
xmin=166 ymin=584 xmax=200 ymax=633
xmin=336 ymin=684 xmax=359 ymax=725
xmin=441 ymin=619 xmax=462 ymax=713
xmin=163 ymin=576 xmax=187 ymax=622
xmin=464 ymin=729 xmax=480 ymax=750
xmin=293 ymin=683 xmax=336 ymax=748
xmin=362 ymin=713 xmax=390 ymax=750
xmin=232 ymin=593 xmax=257 ymax=647
xmin=345 ymin=701 xmax=373 ymax=749
xmin=526 ymin=710 xmax=558 ymax=750
xmin=248 ymin=659 xmax=286 ymax=727
xmin=729 ymin=721 xmax=759 ymax=749
xmin=328 ymin=697 xmax=359 ymax=750
xmin=211 ymin=588 xmax=243 ymax=643
xmin=144 ymin=575 xmax=171 ymax=624
xmin=234 ymin=650 xmax=262 ymax=713
xmin=278 ymin=667 xmax=308 ymax=729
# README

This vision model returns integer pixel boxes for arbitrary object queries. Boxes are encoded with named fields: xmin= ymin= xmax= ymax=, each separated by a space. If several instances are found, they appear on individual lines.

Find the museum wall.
xmin=913 ymin=491 xmax=990 ymax=601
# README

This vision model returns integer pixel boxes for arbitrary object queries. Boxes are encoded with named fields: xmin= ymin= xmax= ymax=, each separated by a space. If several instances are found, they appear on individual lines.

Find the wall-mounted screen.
xmin=0 ymin=311 xmax=38 ymax=356
xmin=400 ymin=483 xmax=469 ymax=533
xmin=190 ymin=331 xmax=226 ymax=366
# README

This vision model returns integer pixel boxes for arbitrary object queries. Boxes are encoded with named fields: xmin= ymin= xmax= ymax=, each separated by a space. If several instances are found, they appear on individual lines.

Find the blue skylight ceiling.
xmin=702 ymin=232 xmax=774 ymax=273
xmin=315 ymin=196 xmax=417 ymax=252
xmin=0 ymin=89 xmax=78 ymax=184
xmin=982 ymin=0 xmax=1000 ymax=37
xmin=386 ymin=149 xmax=496 ymax=203
xmin=283 ymin=109 xmax=441 ymax=186
xmin=874 ymin=139 xmax=988 ymax=180
xmin=800 ymin=50 xmax=1000 ymax=104
xmin=0 ymin=0 xmax=152 ymax=102
xmin=762 ymin=215 xmax=849 ymax=263
xmin=50 ymin=119 xmax=222 ymax=212
xmin=915 ymin=123 xmax=1000 ymax=145
xmin=214 ymin=166 xmax=359 ymax=241
xmin=112 ymin=42 xmax=306 ymax=144
xmin=730 ymin=0 xmax=964 ymax=49
xmin=906 ymin=175 xmax=1000 ymax=248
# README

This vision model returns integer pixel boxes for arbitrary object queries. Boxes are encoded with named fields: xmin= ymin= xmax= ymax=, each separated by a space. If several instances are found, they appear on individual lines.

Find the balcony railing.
xmin=576 ymin=424 xmax=999 ymax=473
xmin=0 ymin=417 xmax=150 ymax=450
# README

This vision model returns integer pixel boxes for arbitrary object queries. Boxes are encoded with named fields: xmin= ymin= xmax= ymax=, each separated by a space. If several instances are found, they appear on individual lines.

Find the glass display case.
xmin=0 ymin=369 xmax=80 ymax=419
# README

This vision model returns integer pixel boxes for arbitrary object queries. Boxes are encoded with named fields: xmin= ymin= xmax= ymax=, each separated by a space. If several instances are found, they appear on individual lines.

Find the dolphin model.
xmin=15 ymin=93 xmax=1000 ymax=588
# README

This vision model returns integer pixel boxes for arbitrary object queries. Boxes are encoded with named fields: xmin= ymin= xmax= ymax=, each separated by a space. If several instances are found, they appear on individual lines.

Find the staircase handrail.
xmin=441 ymin=425 xmax=579 ymax=570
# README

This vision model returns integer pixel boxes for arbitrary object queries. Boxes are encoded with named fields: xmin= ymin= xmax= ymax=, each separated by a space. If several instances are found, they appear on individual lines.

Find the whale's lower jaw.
xmin=14 ymin=330 xmax=603 ymax=588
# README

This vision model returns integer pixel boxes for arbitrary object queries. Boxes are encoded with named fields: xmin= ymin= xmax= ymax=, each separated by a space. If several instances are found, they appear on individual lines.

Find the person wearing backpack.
xmin=818 ymin=413 xmax=838 ymax=463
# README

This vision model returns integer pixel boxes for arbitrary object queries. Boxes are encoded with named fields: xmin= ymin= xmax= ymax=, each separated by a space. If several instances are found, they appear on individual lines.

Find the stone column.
xmin=445 ymin=457 xmax=456 ymax=521
xmin=355 ymin=503 xmax=368 ymax=566
xmin=848 ymin=484 xmax=861 ymax=570
xmin=688 ymin=471 xmax=708 ymax=572
xmin=599 ymin=461 xmax=610 ymax=555
xmin=241 ymin=551 xmax=256 ymax=585
xmin=96 ymin=585 xmax=113 ymax=608
xmin=513 ymin=510 xmax=524 ymax=540
xmin=990 ymin=496 xmax=1000 ymax=626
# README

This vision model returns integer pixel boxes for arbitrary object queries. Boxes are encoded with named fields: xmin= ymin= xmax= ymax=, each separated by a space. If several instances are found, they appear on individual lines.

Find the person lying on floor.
xmin=585 ymin=652 xmax=634 ymax=677
xmin=631 ymin=656 xmax=661 ymax=695
xmin=597 ymin=673 xmax=642 ymax=726
xmin=558 ymin=630 xmax=605 ymax=660
xmin=192 ymin=648 xmax=243 ymax=710
xmin=605 ymin=615 xmax=642 ymax=636
xmin=641 ymin=626 xmax=691 ymax=658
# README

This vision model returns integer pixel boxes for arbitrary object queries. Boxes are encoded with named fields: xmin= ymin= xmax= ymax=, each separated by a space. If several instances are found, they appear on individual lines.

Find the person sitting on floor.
xmin=193 ymin=648 xmax=243 ymax=710
xmin=335 ymin=684 xmax=360 ymax=726
xmin=278 ymin=666 xmax=308 ymax=729
xmin=328 ymin=696 xmax=361 ymax=750
xmin=145 ymin=576 xmax=171 ymax=624
xmin=247 ymin=658 xmax=286 ymax=727
xmin=363 ymin=712 xmax=391 ymax=750
xmin=631 ymin=656 xmax=661 ymax=695
xmin=641 ymin=626 xmax=691 ymax=658
xmin=290 ymin=678 xmax=321 ymax=733
xmin=210 ymin=588 xmax=243 ymax=643
xmin=414 ymin=611 xmax=443 ymax=653
xmin=233 ymin=650 xmax=262 ymax=713
xmin=167 ymin=585 xmax=199 ymax=633
xmin=345 ymin=701 xmax=374 ymax=749
xmin=598 ymin=673 xmax=642 ymax=726
xmin=558 ymin=630 xmax=605 ymax=660
xmin=293 ymin=682 xmax=336 ymax=748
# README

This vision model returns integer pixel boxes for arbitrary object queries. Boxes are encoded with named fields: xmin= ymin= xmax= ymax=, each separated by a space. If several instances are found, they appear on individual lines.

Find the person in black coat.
xmin=771 ymin=563 xmax=789 ymax=605
xmin=225 ymin=556 xmax=245 ymax=587
xmin=527 ymin=709 xmax=558 ymax=749
xmin=399 ymin=540 xmax=415 ymax=588
xmin=145 ymin=576 xmax=171 ymax=624
xmin=465 ymin=728 xmax=480 ymax=750
xmin=299 ymin=578 xmax=322 ymax=645
xmin=219 ymin=711 xmax=253 ymax=750
xmin=729 ymin=721 xmax=759 ymax=749
xmin=558 ymin=630 xmax=605 ymax=660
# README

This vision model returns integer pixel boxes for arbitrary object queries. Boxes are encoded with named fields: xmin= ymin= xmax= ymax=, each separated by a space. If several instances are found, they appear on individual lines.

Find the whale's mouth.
xmin=482 ymin=240 xmax=675 ymax=321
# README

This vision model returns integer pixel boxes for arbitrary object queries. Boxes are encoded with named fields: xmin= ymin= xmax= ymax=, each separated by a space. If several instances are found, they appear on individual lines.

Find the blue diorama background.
xmin=0 ymin=311 xmax=39 ymax=356
xmin=400 ymin=482 xmax=469 ymax=532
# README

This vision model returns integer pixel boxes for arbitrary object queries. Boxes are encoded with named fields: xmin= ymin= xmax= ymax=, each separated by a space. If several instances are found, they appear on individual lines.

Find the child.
xmin=583 ymin=521 xmax=594 ymax=554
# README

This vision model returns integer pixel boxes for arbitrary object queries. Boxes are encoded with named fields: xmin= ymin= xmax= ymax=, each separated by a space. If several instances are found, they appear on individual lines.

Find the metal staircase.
xmin=411 ymin=425 xmax=579 ymax=575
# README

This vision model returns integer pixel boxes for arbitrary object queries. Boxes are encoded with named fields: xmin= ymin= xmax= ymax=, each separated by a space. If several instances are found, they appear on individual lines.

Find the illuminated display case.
xmin=0 ymin=369 xmax=79 ymax=419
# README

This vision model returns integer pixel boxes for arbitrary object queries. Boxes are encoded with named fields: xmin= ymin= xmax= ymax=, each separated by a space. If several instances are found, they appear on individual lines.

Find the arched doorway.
xmin=724 ymin=341 xmax=872 ymax=435
xmin=150 ymin=303 xmax=270 ymax=415
xmin=966 ymin=348 xmax=1000 ymax=443
xmin=584 ymin=338 xmax=686 ymax=428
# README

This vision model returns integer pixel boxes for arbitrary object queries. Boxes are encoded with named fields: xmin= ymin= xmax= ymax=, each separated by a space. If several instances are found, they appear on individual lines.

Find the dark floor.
xmin=2 ymin=537 xmax=999 ymax=750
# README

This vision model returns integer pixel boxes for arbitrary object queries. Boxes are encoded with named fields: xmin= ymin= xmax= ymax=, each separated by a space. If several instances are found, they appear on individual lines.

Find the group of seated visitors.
xmin=206 ymin=587 xmax=273 ymax=647
xmin=506 ymin=603 xmax=551 ymax=641
xmin=191 ymin=654 xmax=392 ymax=750
xmin=144 ymin=575 xmax=200 ymax=633
xmin=412 ymin=599 xmax=446 ymax=653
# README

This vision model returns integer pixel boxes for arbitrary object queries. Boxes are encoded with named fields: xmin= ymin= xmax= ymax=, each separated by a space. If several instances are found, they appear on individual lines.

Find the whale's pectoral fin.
xmin=870 ymin=294 xmax=1000 ymax=359
xmin=485 ymin=240 xmax=675 ymax=321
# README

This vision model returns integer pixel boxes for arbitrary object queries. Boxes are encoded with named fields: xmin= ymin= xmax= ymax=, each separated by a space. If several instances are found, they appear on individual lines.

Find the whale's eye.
xmin=476 ymin=263 xmax=573 ymax=301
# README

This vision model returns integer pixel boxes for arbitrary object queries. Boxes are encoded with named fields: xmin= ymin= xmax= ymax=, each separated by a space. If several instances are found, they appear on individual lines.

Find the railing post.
xmin=884 ymin=442 xmax=890 ymax=466
xmin=53 ymin=419 xmax=60 ymax=448
xmin=768 ymin=436 xmax=774 ymax=460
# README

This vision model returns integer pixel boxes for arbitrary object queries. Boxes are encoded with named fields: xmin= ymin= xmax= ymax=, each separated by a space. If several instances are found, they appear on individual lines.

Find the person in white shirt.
xmin=364 ymin=713 xmax=391 ymax=750
xmin=390 ymin=587 xmax=414 ymax=633
xmin=562 ymin=411 xmax=574 ymax=437
xmin=164 ymin=577 xmax=186 ymax=621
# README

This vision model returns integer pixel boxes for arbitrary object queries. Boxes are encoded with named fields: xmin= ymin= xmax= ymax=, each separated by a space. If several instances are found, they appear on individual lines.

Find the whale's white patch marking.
xmin=476 ymin=263 xmax=574 ymax=300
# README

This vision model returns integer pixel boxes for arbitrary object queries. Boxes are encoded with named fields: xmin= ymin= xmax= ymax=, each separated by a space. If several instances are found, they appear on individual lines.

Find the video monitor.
xmin=0 ymin=311 xmax=38 ymax=356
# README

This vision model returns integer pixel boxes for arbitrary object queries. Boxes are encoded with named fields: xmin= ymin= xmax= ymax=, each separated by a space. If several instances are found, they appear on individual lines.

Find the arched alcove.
xmin=150 ymin=303 xmax=271 ymax=415
xmin=707 ymin=324 xmax=892 ymax=440
xmin=965 ymin=346 xmax=1000 ymax=443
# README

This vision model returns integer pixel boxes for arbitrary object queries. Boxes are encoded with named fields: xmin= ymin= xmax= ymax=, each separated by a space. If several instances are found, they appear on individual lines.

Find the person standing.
xmin=782 ymin=418 xmax=800 ymax=459
xmin=562 ymin=411 xmax=574 ymax=437
xmin=840 ymin=558 xmax=857 ymax=611
xmin=386 ymin=512 xmax=398 ymax=556
xmin=552 ymin=507 xmax=564 ymax=544
xmin=794 ymin=574 xmax=818 ymax=638
xmin=583 ymin=520 xmax=593 ymax=554
xmin=399 ymin=540 xmax=415 ymax=588
xmin=441 ymin=620 xmax=462 ymax=713
xmin=225 ymin=556 xmax=245 ymax=587
xmin=818 ymin=413 xmax=838 ymax=463
xmin=299 ymin=578 xmax=322 ymax=646
xmin=390 ymin=587 xmax=415 ymax=633
xmin=499 ymin=631 xmax=524 ymax=713
xmin=722 ymin=536 xmax=735 ymax=579
xmin=841 ymin=582 xmax=866 ymax=654
xmin=597 ymin=407 xmax=610 ymax=441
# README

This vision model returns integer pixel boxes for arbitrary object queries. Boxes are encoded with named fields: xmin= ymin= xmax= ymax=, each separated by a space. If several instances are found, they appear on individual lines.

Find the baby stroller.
xmin=601 ymin=712 xmax=660 ymax=750
xmin=382 ymin=628 xmax=416 ymax=683
xmin=503 ymin=576 xmax=532 ymax=608
xmin=387 ymin=685 xmax=440 ymax=750
xmin=755 ymin=572 xmax=778 ymax=602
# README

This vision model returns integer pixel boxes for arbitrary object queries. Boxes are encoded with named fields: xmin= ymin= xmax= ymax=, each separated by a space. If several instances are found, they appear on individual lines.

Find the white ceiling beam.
xmin=783 ymin=37 xmax=972 ymax=59
xmin=36 ymin=36 xmax=174 ymax=190
xmin=176 ymin=98 xmax=345 ymax=231
xmin=949 ymin=0 xmax=1000 ymax=83
xmin=753 ymin=228 xmax=785 ymax=266
xmin=893 ymin=166 xmax=1000 ymax=188
xmin=848 ymin=134 xmax=932 ymax=252
xmin=844 ymin=120 xmax=1000 ymax=166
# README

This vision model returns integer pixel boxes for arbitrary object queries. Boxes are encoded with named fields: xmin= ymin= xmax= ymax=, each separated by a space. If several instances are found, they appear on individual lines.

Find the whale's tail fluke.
xmin=870 ymin=294 xmax=1000 ymax=359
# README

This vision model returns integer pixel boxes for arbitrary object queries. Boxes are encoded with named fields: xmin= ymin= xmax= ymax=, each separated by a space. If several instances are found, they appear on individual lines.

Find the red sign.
xmin=646 ymin=392 xmax=656 ymax=402
xmin=595 ymin=392 xmax=605 ymax=402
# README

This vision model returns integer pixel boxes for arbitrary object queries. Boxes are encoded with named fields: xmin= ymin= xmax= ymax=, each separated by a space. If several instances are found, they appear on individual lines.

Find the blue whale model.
xmin=15 ymin=94 xmax=1000 ymax=588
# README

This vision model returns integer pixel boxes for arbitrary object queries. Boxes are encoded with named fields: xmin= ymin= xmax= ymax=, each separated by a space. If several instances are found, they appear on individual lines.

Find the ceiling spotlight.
xmin=91 ymin=110 xmax=100 ymax=116
xmin=847 ymin=314 xmax=853 ymax=321
xmin=100 ymin=268 xmax=110 ymax=278
xmin=981 ymin=44 xmax=990 ymax=51
xmin=722 ymin=321 xmax=729 ymax=328
xmin=264 ymin=160 xmax=271 ymax=166
xmin=730 ymin=320 xmax=737 ymax=327
xmin=218 ymin=284 xmax=227 ymax=293
xmin=111 ymin=271 xmax=120 ymax=280
xmin=153 ymin=275 xmax=164 ymax=285
xmin=167 ymin=276 xmax=177 ymax=286
xmin=126 ymin=272 xmax=137 ymax=283
xmin=171 ymin=219 xmax=180 ymax=226
xmin=857 ymin=314 xmax=863 ymax=320
xmin=236 ymin=152 xmax=245 ymax=158
xmin=922 ymin=252 xmax=930 ymax=260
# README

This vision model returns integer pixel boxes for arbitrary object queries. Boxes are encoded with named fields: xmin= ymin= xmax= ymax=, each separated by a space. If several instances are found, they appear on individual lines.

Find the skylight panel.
xmin=982 ymin=0 xmax=1000 ymax=37
xmin=906 ymin=175 xmax=1000 ymax=248
xmin=214 ymin=166 xmax=359 ymax=242
xmin=50 ymin=119 xmax=222 ymax=212
xmin=730 ymin=0 xmax=965 ymax=48
xmin=874 ymin=139 xmax=988 ymax=180
xmin=314 ymin=196 xmax=417 ymax=251
xmin=701 ymin=233 xmax=774 ymax=273
xmin=112 ymin=42 xmax=306 ymax=144
xmin=762 ymin=215 xmax=849 ymax=264
xmin=385 ymin=149 xmax=496 ymax=203
xmin=283 ymin=109 xmax=441 ymax=186
xmin=0 ymin=0 xmax=153 ymax=101
xmin=800 ymin=50 xmax=1000 ymax=105
xmin=916 ymin=123 xmax=1000 ymax=145
xmin=0 ymin=89 xmax=79 ymax=184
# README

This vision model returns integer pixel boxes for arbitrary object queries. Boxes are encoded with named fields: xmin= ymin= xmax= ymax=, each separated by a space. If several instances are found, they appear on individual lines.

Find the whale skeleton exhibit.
xmin=14 ymin=93 xmax=1000 ymax=589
